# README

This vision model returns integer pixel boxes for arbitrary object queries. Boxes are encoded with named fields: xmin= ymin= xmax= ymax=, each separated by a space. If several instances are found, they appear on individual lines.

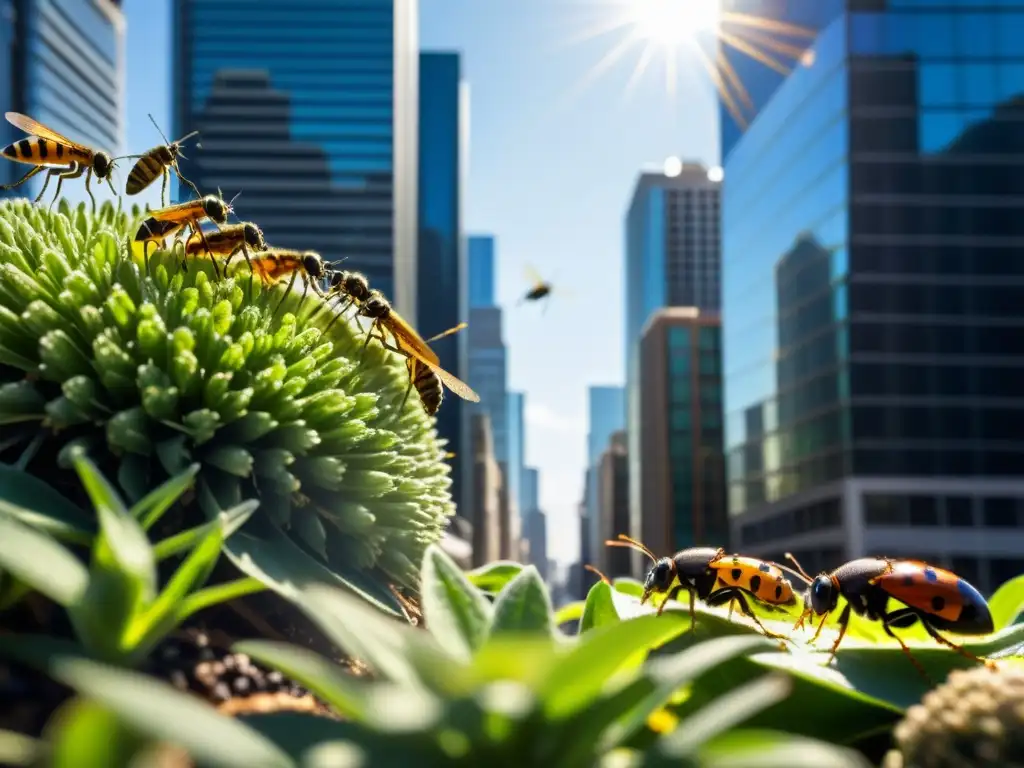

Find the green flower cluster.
xmin=0 ymin=199 xmax=453 ymax=592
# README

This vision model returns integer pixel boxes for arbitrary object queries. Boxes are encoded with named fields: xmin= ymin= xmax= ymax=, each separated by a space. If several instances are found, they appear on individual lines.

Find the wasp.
xmin=124 ymin=114 xmax=201 ymax=206
xmin=134 ymin=194 xmax=234 ymax=273
xmin=182 ymin=221 xmax=266 ymax=279
xmin=315 ymin=268 xmax=373 ymax=326
xmin=607 ymin=534 xmax=802 ymax=640
xmin=244 ymin=249 xmax=329 ymax=315
xmin=517 ymin=264 xmax=564 ymax=314
xmin=355 ymin=290 xmax=480 ymax=408
xmin=787 ymin=554 xmax=996 ymax=680
xmin=0 ymin=112 xmax=117 ymax=209
xmin=401 ymin=323 xmax=469 ymax=416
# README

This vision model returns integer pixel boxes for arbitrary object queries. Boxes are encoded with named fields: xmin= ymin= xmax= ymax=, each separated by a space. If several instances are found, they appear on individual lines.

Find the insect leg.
xmin=173 ymin=168 xmax=201 ymax=201
xmin=84 ymin=168 xmax=96 ymax=212
xmin=657 ymin=585 xmax=685 ymax=617
xmin=35 ymin=167 xmax=58 ymax=204
xmin=880 ymin=618 xmax=931 ymax=682
xmin=272 ymin=269 xmax=301 ymax=320
xmin=161 ymin=169 xmax=169 ymax=208
xmin=0 ymin=164 xmax=46 ymax=193
xmin=715 ymin=589 xmax=789 ymax=642
xmin=915 ymin=615 xmax=998 ymax=671
xmin=397 ymin=361 xmax=415 ymax=415
xmin=192 ymin=220 xmax=219 ymax=279
xmin=823 ymin=603 xmax=852 ymax=665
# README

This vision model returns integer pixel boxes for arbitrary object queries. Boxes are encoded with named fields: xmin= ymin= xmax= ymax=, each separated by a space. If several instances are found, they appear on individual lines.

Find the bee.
xmin=401 ymin=323 xmax=469 ymax=416
xmin=607 ymin=534 xmax=802 ymax=641
xmin=0 ymin=112 xmax=117 ymax=209
xmin=356 ymin=290 xmax=480 ymax=408
xmin=134 ymin=194 xmax=234 ymax=273
xmin=317 ymin=269 xmax=373 ymax=329
xmin=517 ymin=264 xmax=565 ymax=314
xmin=183 ymin=221 xmax=266 ymax=279
xmin=124 ymin=114 xmax=201 ymax=206
xmin=787 ymin=554 xmax=995 ymax=681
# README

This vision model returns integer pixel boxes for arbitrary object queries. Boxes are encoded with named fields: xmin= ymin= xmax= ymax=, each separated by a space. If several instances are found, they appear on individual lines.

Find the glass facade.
xmin=724 ymin=2 xmax=1024 ymax=519
xmin=1 ymin=0 xmax=124 ymax=198
xmin=719 ymin=0 xmax=843 ymax=162
xmin=506 ymin=391 xmax=525 ymax=520
xmin=666 ymin=324 xmax=727 ymax=548
xmin=172 ymin=0 xmax=417 ymax=310
xmin=468 ymin=235 xmax=495 ymax=308
xmin=522 ymin=466 xmax=539 ymax=514
xmin=418 ymin=51 xmax=466 ymax=517
xmin=585 ymin=385 xmax=625 ymax=559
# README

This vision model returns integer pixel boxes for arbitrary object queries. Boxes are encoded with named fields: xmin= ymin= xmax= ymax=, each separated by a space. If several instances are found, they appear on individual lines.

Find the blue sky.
xmin=122 ymin=0 xmax=719 ymax=564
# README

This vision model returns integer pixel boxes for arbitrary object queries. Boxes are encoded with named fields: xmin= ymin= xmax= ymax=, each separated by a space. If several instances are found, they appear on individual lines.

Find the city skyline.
xmin=120 ymin=0 xmax=719 ymax=564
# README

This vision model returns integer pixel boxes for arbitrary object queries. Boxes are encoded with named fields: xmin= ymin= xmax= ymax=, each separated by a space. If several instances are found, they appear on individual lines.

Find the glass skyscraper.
xmin=719 ymin=0 xmax=842 ymax=162
xmin=1 ymin=0 xmax=124 ymax=198
xmin=723 ymin=1 xmax=1024 ymax=590
xmin=418 ymin=50 xmax=468 ymax=522
xmin=468 ymin=235 xmax=496 ymax=308
xmin=583 ymin=385 xmax=624 ymax=565
xmin=507 ymin=391 xmax=525 ymax=521
xmin=171 ymin=0 xmax=418 ymax=314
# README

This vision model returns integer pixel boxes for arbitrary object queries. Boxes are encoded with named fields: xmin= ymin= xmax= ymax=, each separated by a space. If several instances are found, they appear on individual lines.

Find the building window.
xmin=864 ymin=494 xmax=909 ymax=526
xmin=945 ymin=496 xmax=974 ymax=527
xmin=983 ymin=497 xmax=1019 ymax=528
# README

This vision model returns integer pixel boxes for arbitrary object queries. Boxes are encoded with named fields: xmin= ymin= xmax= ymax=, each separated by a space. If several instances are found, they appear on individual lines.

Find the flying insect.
xmin=124 ymin=114 xmax=202 ymax=206
xmin=0 ymin=112 xmax=117 ymax=209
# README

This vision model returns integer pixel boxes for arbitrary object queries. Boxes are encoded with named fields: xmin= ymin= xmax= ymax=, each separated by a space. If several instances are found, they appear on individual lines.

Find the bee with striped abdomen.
xmin=124 ymin=114 xmax=201 ymax=206
xmin=402 ymin=323 xmax=468 ymax=416
xmin=242 ymin=249 xmax=328 ymax=315
xmin=0 ymin=112 xmax=117 ymax=210
xmin=182 ymin=221 xmax=266 ymax=279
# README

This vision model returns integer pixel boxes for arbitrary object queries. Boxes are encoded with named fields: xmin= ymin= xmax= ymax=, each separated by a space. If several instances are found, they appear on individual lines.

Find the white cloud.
xmin=525 ymin=402 xmax=583 ymax=434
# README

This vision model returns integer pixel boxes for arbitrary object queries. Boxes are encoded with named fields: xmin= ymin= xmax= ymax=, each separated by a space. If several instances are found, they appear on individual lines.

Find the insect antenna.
xmin=767 ymin=559 xmax=813 ymax=587
xmin=784 ymin=552 xmax=814 ymax=583
xmin=584 ymin=563 xmax=612 ymax=585
xmin=604 ymin=533 xmax=657 ymax=564
xmin=148 ymin=113 xmax=171 ymax=147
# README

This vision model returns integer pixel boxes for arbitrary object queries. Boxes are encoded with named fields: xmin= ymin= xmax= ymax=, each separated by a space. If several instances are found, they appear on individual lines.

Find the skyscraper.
xmin=468 ymin=235 xmax=495 ymax=308
xmin=1 ymin=0 xmax=125 ymax=198
xmin=718 ymin=0 xmax=842 ymax=163
xmin=418 ymin=50 xmax=468 ymax=522
xmin=584 ymin=385 xmax=624 ymax=567
xmin=596 ymin=430 xmax=629 ymax=576
xmin=171 ymin=0 xmax=419 ymax=316
xmin=624 ymin=164 xmax=721 ymax=562
xmin=723 ymin=4 xmax=1024 ymax=590
xmin=506 ymin=391 xmax=525 ymax=521
xmin=633 ymin=308 xmax=726 ymax=576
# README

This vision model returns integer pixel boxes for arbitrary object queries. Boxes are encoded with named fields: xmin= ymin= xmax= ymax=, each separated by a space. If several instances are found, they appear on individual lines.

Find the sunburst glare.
xmin=559 ymin=0 xmax=819 ymax=130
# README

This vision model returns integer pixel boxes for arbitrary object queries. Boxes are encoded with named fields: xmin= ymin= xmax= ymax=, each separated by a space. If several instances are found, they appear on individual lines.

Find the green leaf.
xmin=173 ymin=577 xmax=268 ymax=624
xmin=151 ymin=500 xmax=257 ymax=561
xmin=580 ymin=581 xmax=621 ymax=633
xmin=298 ymin=584 xmax=451 ymax=691
xmin=541 ymin=611 xmax=699 ymax=720
xmin=420 ymin=543 xmax=492 ymax=660
xmin=125 ymin=522 xmax=224 ymax=659
xmin=489 ymin=565 xmax=555 ymax=637
xmin=700 ymin=730 xmax=872 ymax=768
xmin=0 ymin=638 xmax=293 ymax=768
xmin=130 ymin=462 xmax=200 ymax=529
xmin=600 ymin=634 xmax=774 ymax=751
xmin=657 ymin=675 xmax=792 ymax=757
xmin=0 ymin=513 xmax=87 ymax=606
xmin=989 ymin=573 xmax=1024 ymax=630
xmin=234 ymin=640 xmax=369 ymax=718
xmin=0 ymin=463 xmax=94 ymax=543
xmin=45 ymin=697 xmax=147 ymax=768
xmin=555 ymin=600 xmax=585 ymax=625
xmin=465 ymin=560 xmax=524 ymax=592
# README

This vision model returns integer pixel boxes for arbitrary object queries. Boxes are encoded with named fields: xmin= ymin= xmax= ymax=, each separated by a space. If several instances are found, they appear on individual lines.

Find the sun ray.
xmin=719 ymin=12 xmax=818 ymax=39
xmin=717 ymin=31 xmax=791 ymax=76
xmin=555 ymin=31 xmax=641 ymax=113
xmin=694 ymin=46 xmax=747 ymax=130
xmin=716 ymin=49 xmax=754 ymax=111
xmin=730 ymin=25 xmax=812 ymax=62
xmin=623 ymin=44 xmax=658 ymax=101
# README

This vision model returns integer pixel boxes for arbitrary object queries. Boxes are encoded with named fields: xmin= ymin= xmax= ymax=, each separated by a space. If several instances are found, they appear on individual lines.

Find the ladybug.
xmin=605 ymin=535 xmax=801 ymax=640
xmin=787 ymin=554 xmax=996 ymax=679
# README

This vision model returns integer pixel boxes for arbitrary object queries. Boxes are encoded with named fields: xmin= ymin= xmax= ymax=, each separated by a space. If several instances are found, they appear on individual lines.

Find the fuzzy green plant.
xmin=0 ymin=198 xmax=454 ymax=611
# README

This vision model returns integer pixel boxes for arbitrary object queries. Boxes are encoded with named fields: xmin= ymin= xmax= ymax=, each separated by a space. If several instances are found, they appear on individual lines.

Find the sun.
xmin=632 ymin=0 xmax=720 ymax=47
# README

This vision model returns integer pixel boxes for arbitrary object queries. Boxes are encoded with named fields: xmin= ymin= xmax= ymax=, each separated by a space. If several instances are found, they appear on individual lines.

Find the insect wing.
xmin=6 ymin=112 xmax=91 ymax=153
xmin=382 ymin=310 xmax=441 ymax=366
xmin=136 ymin=217 xmax=184 ymax=241
xmin=524 ymin=263 xmax=545 ymax=289
xmin=422 ymin=358 xmax=480 ymax=403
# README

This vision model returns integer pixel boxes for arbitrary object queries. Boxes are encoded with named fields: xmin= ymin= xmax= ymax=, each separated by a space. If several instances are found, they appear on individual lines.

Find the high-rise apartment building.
xmin=171 ymin=0 xmax=418 ymax=316
xmin=583 ymin=386 xmax=624 ymax=568
xmin=719 ymin=0 xmax=842 ymax=162
xmin=1 ymin=0 xmax=125 ymax=198
xmin=625 ymin=164 xmax=721 ymax=561
xmin=418 ymin=50 xmax=468 ymax=523
xmin=723 ymin=3 xmax=1024 ymax=590
xmin=468 ymin=235 xmax=495 ymax=308
xmin=631 ymin=308 xmax=727 ymax=576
